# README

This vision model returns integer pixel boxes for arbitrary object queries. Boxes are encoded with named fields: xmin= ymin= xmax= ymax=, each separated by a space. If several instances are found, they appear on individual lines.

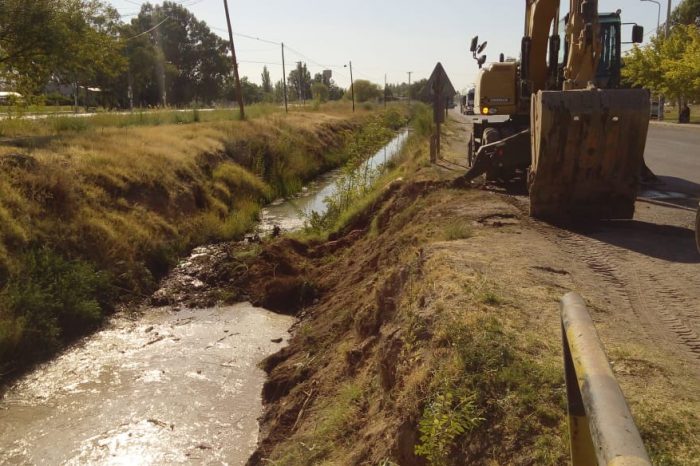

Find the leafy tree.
xmin=623 ymin=24 xmax=700 ymax=117
xmin=671 ymin=0 xmax=700 ymax=26
xmin=311 ymin=82 xmax=329 ymax=103
xmin=57 ymin=1 xmax=126 ymax=106
xmin=288 ymin=62 xmax=312 ymax=101
xmin=347 ymin=79 xmax=381 ymax=102
xmin=0 ymin=0 xmax=62 ymax=93
xmin=261 ymin=66 xmax=272 ymax=93
xmin=273 ymin=79 xmax=286 ymax=103
xmin=223 ymin=76 xmax=263 ymax=105
xmin=124 ymin=1 xmax=231 ymax=106
xmin=0 ymin=0 xmax=124 ymax=100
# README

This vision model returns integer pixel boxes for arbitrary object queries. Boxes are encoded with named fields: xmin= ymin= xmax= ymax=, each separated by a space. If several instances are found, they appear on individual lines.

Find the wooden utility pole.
xmin=223 ymin=0 xmax=245 ymax=120
xmin=407 ymin=71 xmax=413 ymax=106
xmin=384 ymin=73 xmax=387 ymax=109
xmin=349 ymin=61 xmax=355 ymax=112
xmin=281 ymin=42 xmax=288 ymax=113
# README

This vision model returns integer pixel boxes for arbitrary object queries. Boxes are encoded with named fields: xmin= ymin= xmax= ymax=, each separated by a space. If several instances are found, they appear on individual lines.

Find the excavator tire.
xmin=529 ymin=88 xmax=650 ymax=221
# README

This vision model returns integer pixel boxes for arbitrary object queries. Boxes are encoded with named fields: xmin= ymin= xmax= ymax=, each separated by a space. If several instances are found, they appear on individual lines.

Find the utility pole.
xmin=407 ymin=71 xmax=413 ymax=107
xmin=281 ymin=42 xmax=288 ymax=113
xmin=346 ymin=61 xmax=355 ymax=112
xmin=223 ymin=0 xmax=245 ymax=120
xmin=384 ymin=73 xmax=387 ymax=109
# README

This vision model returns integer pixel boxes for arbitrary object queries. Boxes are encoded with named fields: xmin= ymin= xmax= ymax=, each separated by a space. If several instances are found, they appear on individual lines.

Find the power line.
xmin=123 ymin=16 xmax=171 ymax=41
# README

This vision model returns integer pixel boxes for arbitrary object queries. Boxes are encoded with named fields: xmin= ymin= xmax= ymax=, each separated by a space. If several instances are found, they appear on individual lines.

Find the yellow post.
xmin=561 ymin=293 xmax=651 ymax=466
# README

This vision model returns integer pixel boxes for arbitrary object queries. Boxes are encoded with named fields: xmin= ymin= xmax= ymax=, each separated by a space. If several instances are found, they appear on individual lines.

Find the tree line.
xmin=622 ymin=0 xmax=700 ymax=117
xmin=1 ymin=1 xmax=426 ymax=109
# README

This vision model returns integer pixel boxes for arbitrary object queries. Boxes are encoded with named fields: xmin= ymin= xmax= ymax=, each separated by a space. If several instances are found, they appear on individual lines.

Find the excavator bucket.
xmin=529 ymin=88 xmax=650 ymax=221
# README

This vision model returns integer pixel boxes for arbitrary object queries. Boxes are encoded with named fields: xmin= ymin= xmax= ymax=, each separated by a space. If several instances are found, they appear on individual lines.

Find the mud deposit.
xmin=0 ymin=304 xmax=293 ymax=465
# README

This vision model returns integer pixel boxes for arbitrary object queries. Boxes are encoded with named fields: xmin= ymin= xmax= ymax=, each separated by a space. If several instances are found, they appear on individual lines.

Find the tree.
xmin=623 ymin=24 xmax=700 ymax=117
xmin=288 ymin=62 xmax=312 ymax=101
xmin=347 ymin=79 xmax=381 ymax=102
xmin=0 ymin=0 xmax=124 ymax=99
xmin=0 ymin=0 xmax=61 ymax=92
xmin=671 ymin=0 xmax=700 ymax=26
xmin=311 ymin=82 xmax=329 ymax=103
xmin=123 ymin=2 xmax=231 ymax=107
xmin=273 ymin=79 xmax=286 ymax=103
xmin=261 ymin=66 xmax=272 ymax=93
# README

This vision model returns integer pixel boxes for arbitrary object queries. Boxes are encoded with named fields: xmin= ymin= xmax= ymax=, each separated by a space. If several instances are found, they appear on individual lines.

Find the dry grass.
xmin=0 ymin=107 xmax=407 ymax=377
xmin=252 ymin=110 xmax=698 ymax=465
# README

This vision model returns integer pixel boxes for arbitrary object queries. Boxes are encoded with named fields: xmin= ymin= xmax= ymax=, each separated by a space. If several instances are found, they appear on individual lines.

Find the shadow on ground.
xmin=574 ymin=220 xmax=699 ymax=264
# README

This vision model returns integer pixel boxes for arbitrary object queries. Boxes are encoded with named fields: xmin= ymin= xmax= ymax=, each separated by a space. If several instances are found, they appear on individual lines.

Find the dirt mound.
xmin=151 ymin=237 xmax=316 ymax=314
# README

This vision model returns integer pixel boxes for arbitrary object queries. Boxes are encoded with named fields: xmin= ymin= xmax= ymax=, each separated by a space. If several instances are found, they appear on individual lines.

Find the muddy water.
xmin=0 ymin=130 xmax=408 ymax=465
xmin=259 ymin=129 xmax=409 ymax=233
xmin=0 ymin=304 xmax=292 ymax=465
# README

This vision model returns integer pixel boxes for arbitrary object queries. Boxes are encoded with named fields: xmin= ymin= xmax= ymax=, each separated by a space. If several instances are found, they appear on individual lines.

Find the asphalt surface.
xmin=644 ymin=122 xmax=700 ymax=197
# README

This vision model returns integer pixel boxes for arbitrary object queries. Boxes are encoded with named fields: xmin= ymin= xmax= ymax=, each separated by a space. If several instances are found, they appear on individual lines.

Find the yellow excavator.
xmin=457 ymin=0 xmax=651 ymax=221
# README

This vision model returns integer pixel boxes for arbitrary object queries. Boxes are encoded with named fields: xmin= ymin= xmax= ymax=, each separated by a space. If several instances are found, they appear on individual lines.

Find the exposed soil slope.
xmin=240 ymin=113 xmax=699 ymax=465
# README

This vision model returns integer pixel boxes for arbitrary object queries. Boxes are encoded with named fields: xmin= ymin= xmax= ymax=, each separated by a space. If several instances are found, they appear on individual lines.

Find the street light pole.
xmin=641 ymin=0 xmax=661 ymax=34
xmin=641 ymin=0 xmax=663 ymax=120
xmin=223 ymin=0 xmax=245 ymax=120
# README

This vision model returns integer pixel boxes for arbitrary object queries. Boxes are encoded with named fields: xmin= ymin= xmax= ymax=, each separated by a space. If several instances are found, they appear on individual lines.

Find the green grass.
xmin=660 ymin=104 xmax=700 ymax=124
xmin=415 ymin=313 xmax=567 ymax=465
xmin=442 ymin=221 xmax=473 ymax=241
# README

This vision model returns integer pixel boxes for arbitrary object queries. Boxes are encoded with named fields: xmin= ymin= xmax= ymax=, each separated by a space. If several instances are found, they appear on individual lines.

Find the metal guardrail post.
xmin=561 ymin=292 xmax=651 ymax=466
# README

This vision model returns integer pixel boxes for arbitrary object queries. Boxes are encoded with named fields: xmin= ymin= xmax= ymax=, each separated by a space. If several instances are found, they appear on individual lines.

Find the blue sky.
xmin=109 ymin=0 xmax=677 ymax=91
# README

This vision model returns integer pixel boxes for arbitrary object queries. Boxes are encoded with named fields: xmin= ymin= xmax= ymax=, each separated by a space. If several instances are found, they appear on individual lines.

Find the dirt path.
xmin=443 ymin=109 xmax=700 ymax=370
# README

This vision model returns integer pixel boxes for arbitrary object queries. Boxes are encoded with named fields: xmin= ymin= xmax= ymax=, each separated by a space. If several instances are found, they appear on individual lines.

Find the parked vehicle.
xmin=0 ymin=91 xmax=23 ymax=105
xmin=465 ymin=88 xmax=475 ymax=115
xmin=650 ymin=100 xmax=660 ymax=119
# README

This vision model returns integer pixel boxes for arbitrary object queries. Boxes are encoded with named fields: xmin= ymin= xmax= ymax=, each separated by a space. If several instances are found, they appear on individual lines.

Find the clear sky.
xmin=109 ymin=0 xmax=677 ymax=92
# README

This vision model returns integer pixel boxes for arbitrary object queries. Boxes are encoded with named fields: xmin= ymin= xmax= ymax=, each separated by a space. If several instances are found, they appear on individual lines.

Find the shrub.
xmin=0 ymin=248 xmax=111 ymax=369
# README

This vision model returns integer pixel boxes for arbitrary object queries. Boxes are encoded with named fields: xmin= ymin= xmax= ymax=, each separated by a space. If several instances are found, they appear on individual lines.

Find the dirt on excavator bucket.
xmin=529 ymin=88 xmax=650 ymax=221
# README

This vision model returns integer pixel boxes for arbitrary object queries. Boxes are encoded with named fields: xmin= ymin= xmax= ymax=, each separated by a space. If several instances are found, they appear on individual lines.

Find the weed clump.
xmin=414 ymin=315 xmax=566 ymax=465
xmin=0 ymin=248 xmax=111 ymax=370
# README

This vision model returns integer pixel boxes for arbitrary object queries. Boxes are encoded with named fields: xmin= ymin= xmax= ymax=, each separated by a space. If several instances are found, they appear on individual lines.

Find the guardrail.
xmin=561 ymin=292 xmax=651 ymax=466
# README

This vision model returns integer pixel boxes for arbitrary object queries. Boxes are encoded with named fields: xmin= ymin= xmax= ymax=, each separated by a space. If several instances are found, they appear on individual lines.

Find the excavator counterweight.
xmin=529 ymin=88 xmax=650 ymax=220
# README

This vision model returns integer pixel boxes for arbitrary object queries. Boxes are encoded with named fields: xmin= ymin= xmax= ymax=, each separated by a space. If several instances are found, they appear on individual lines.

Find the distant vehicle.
xmin=650 ymin=100 xmax=660 ymax=119
xmin=0 ymin=91 xmax=23 ymax=105
xmin=465 ymin=88 xmax=475 ymax=115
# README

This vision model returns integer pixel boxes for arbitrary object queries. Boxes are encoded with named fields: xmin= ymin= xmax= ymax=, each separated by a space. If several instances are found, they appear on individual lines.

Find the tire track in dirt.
xmin=507 ymin=194 xmax=700 ymax=364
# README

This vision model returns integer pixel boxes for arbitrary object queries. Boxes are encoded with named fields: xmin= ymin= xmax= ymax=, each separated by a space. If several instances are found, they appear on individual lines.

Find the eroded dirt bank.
xmin=224 ymin=114 xmax=699 ymax=465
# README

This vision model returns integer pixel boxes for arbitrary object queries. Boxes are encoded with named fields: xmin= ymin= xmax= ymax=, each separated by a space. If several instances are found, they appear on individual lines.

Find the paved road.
xmin=644 ymin=123 xmax=700 ymax=196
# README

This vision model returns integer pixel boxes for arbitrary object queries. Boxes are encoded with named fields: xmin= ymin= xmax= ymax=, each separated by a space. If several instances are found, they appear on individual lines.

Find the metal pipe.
xmin=561 ymin=292 xmax=652 ymax=466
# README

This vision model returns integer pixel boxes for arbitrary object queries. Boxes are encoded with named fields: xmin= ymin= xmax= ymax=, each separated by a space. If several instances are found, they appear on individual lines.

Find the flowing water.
xmin=258 ymin=129 xmax=409 ymax=233
xmin=0 ymin=129 xmax=409 ymax=465
xmin=0 ymin=305 xmax=293 ymax=465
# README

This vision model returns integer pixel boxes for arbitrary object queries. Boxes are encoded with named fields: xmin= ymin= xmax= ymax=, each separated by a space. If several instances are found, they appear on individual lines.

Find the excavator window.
xmin=597 ymin=20 xmax=621 ymax=88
